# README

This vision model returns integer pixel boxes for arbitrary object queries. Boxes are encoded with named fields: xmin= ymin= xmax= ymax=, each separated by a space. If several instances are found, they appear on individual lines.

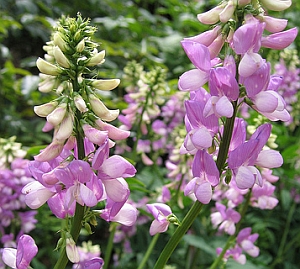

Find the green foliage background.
xmin=0 ymin=0 xmax=300 ymax=269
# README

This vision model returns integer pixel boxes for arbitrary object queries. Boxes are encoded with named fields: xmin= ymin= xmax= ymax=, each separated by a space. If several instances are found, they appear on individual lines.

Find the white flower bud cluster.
xmin=33 ymin=14 xmax=126 ymax=161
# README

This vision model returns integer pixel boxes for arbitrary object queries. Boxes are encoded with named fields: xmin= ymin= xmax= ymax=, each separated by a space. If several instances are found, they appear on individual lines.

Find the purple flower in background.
xmin=2 ymin=234 xmax=38 ymax=269
xmin=211 ymin=203 xmax=241 ymax=235
xmin=237 ymin=227 xmax=259 ymax=257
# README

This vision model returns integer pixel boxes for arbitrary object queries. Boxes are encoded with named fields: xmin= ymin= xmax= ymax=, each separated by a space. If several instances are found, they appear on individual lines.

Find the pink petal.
xmin=261 ymin=28 xmax=298 ymax=50
xmin=252 ymin=91 xmax=278 ymax=112
xmin=255 ymin=150 xmax=283 ymax=168
xmin=215 ymin=96 xmax=233 ymax=117
xmin=79 ymin=184 xmax=98 ymax=207
xmin=239 ymin=52 xmax=263 ymax=77
xmin=178 ymin=69 xmax=209 ymax=91
xmin=235 ymin=166 xmax=255 ymax=189
xmin=195 ymin=181 xmax=212 ymax=204
xmin=22 ymin=181 xmax=55 ymax=209
xmin=111 ymin=203 xmax=137 ymax=226
xmin=181 ymin=41 xmax=211 ymax=72
xmin=149 ymin=219 xmax=169 ymax=236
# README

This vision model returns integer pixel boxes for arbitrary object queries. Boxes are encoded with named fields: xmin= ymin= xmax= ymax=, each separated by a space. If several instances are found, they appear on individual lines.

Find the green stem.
xmin=153 ymin=102 xmax=238 ymax=269
xmin=53 ymin=109 xmax=86 ymax=269
xmin=269 ymin=202 xmax=296 ymax=268
xmin=103 ymin=223 xmax=118 ymax=269
xmin=137 ymin=233 xmax=160 ymax=269
xmin=153 ymin=201 xmax=203 ymax=269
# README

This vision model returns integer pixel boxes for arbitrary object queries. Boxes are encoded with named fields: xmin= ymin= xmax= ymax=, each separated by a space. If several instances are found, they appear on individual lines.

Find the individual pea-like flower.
xmin=146 ymin=203 xmax=174 ymax=236
xmin=2 ymin=234 xmax=38 ymax=269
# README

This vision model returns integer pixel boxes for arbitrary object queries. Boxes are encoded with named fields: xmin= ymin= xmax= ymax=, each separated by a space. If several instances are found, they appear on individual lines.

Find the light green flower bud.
xmin=76 ymin=39 xmax=85 ymax=52
xmin=89 ymin=94 xmax=119 ymax=121
xmin=87 ymin=50 xmax=105 ymax=66
xmin=53 ymin=32 xmax=68 ymax=52
xmin=74 ymin=93 xmax=88 ymax=112
xmin=34 ymin=101 xmax=58 ymax=117
xmin=47 ymin=103 xmax=67 ymax=126
xmin=260 ymin=0 xmax=291 ymax=11
xmin=65 ymin=237 xmax=80 ymax=263
xmin=55 ymin=113 xmax=74 ymax=140
xmin=89 ymin=78 xmax=120 ymax=91
xmin=38 ymin=76 xmax=56 ymax=93
xmin=53 ymin=46 xmax=70 ymax=68
xmin=36 ymin=57 xmax=61 ymax=76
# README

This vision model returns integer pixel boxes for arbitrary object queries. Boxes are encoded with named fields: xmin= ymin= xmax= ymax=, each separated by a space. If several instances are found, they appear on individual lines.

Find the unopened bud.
xmin=76 ymin=39 xmax=85 ymax=52
xmin=47 ymin=103 xmax=67 ymax=126
xmin=197 ymin=3 xmax=226 ymax=25
xmin=89 ymin=94 xmax=119 ymax=121
xmin=74 ymin=93 xmax=88 ymax=112
xmin=260 ymin=0 xmax=291 ymax=11
xmin=87 ymin=50 xmax=105 ymax=66
xmin=55 ymin=113 xmax=73 ymax=140
xmin=53 ymin=46 xmax=70 ymax=68
xmin=90 ymin=78 xmax=120 ymax=91
xmin=219 ymin=0 xmax=236 ymax=23
xmin=34 ymin=101 xmax=58 ymax=117
xmin=66 ymin=237 xmax=80 ymax=263
xmin=36 ymin=57 xmax=61 ymax=76
xmin=53 ymin=32 xmax=68 ymax=52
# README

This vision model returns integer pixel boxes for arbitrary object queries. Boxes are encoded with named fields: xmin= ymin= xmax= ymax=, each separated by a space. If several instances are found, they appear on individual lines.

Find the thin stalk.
xmin=53 ymin=103 xmax=86 ymax=269
xmin=153 ymin=201 xmax=203 ymax=269
xmin=103 ymin=222 xmax=118 ymax=269
xmin=137 ymin=233 xmax=160 ymax=269
xmin=269 ymin=202 xmax=296 ymax=268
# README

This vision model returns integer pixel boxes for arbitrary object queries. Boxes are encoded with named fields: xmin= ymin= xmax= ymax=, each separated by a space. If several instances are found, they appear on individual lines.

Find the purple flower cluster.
xmin=0 ymin=157 xmax=37 ymax=268
xmin=175 ymin=0 xmax=297 ymax=264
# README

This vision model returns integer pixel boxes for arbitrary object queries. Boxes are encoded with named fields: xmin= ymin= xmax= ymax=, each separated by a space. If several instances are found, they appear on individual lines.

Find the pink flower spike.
xmin=261 ymin=28 xmax=298 ymax=50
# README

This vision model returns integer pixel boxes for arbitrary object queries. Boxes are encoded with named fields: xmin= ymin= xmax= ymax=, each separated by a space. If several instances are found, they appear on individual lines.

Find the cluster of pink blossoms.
xmin=2 ymin=15 xmax=138 ymax=268
xmin=0 ymin=137 xmax=38 ymax=269
xmin=176 ymin=0 xmax=297 ymax=264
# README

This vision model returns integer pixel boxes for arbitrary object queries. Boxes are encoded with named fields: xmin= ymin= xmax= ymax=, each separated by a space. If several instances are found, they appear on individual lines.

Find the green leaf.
xmin=183 ymin=234 xmax=216 ymax=256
